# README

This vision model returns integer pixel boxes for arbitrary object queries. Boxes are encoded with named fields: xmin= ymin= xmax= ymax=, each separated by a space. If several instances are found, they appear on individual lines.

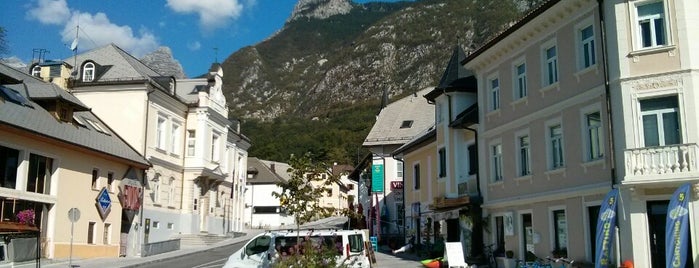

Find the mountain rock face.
xmin=288 ymin=0 xmax=353 ymax=22
xmin=140 ymin=46 xmax=186 ymax=79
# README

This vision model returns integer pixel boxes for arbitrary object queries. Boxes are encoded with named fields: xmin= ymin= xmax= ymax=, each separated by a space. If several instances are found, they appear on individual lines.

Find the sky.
xmin=1 ymin=0 xmax=407 ymax=78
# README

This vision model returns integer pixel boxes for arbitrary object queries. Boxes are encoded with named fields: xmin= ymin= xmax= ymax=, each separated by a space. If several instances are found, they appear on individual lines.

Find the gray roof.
xmin=64 ymin=43 xmax=162 ymax=82
xmin=0 ymin=63 xmax=89 ymax=110
xmin=0 ymin=63 xmax=150 ymax=168
xmin=363 ymin=87 xmax=436 ymax=147
xmin=247 ymin=157 xmax=291 ymax=184
xmin=175 ymin=78 xmax=206 ymax=104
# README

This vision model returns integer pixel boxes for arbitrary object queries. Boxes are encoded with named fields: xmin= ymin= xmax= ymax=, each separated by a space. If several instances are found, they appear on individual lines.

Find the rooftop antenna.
xmin=70 ymin=21 xmax=80 ymax=79
xmin=213 ymin=47 xmax=219 ymax=63
xmin=31 ymin=49 xmax=49 ymax=64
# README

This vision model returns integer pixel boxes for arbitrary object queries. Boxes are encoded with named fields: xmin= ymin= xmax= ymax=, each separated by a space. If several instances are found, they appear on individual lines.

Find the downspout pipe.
xmin=597 ymin=0 xmax=616 ymax=188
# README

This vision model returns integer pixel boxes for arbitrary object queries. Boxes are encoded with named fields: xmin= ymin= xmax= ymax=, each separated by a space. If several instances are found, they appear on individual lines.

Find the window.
xmin=641 ymin=96 xmax=680 ymax=146
xmin=400 ymin=120 xmax=413 ymax=128
xmin=193 ymin=198 xmax=198 ymax=211
xmin=168 ymin=223 xmax=174 ymax=229
xmin=153 ymin=221 xmax=160 ymax=229
xmin=171 ymin=123 xmax=181 ymax=155
xmin=187 ymin=130 xmax=196 ymax=156
xmin=580 ymin=25 xmax=596 ymax=69
xmin=490 ymin=77 xmax=500 ymax=111
xmin=91 ymin=169 xmax=99 ymax=189
xmin=348 ymin=234 xmax=364 ymax=253
xmin=413 ymin=164 xmax=420 ymax=190
xmin=153 ymin=182 xmax=160 ymax=203
xmin=518 ymin=135 xmax=531 ymax=176
xmin=553 ymin=210 xmax=568 ymax=256
xmin=468 ymin=144 xmax=477 ymax=175
xmin=550 ymin=125 xmax=564 ymax=169
xmin=103 ymin=223 xmax=111 ymax=244
xmin=156 ymin=116 xmax=166 ymax=150
xmin=637 ymin=1 xmax=666 ymax=48
xmin=397 ymin=162 xmax=403 ymax=178
xmin=438 ymin=148 xmax=446 ymax=178
xmin=326 ymin=188 xmax=333 ymax=197
xmin=27 ymin=153 xmax=52 ymax=194
xmin=253 ymin=206 xmax=281 ymax=214
xmin=31 ymin=66 xmax=41 ymax=77
xmin=544 ymin=45 xmax=558 ymax=85
xmin=82 ymin=62 xmax=95 ymax=82
xmin=107 ymin=172 xmax=114 ymax=192
xmin=88 ymin=222 xmax=96 ymax=244
xmin=515 ymin=63 xmax=527 ymax=99
xmin=85 ymin=118 xmax=109 ymax=134
xmin=211 ymin=133 xmax=220 ymax=162
xmin=492 ymin=144 xmax=503 ymax=182
xmin=586 ymin=112 xmax=604 ymax=160
xmin=0 ymin=145 xmax=19 ymax=189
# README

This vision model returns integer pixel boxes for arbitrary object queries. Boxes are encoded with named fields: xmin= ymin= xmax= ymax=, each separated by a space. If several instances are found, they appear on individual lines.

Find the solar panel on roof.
xmin=0 ymin=86 xmax=33 ymax=107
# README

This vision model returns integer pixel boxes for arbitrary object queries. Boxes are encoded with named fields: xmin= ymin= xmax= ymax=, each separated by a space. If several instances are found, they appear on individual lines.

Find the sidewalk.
xmin=375 ymin=249 xmax=425 ymax=268
xmin=32 ymin=229 xmax=264 ymax=268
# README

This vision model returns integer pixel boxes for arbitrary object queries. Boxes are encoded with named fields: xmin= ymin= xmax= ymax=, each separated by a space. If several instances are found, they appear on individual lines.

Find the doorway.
xmin=647 ymin=200 xmax=693 ymax=268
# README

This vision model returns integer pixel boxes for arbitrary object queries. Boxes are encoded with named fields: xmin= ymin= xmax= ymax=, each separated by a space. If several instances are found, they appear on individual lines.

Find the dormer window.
xmin=400 ymin=120 xmax=414 ymax=128
xmin=82 ymin=62 xmax=95 ymax=82
xmin=31 ymin=65 xmax=41 ymax=77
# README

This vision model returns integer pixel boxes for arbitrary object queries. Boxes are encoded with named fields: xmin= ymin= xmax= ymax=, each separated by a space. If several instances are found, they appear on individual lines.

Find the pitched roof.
xmin=0 ymin=63 xmax=89 ymax=110
xmin=246 ymin=157 xmax=291 ymax=184
xmin=0 ymin=62 xmax=150 ymax=168
xmin=64 ymin=43 xmax=162 ymax=82
xmin=363 ymin=87 xmax=435 ymax=147
xmin=425 ymin=45 xmax=477 ymax=102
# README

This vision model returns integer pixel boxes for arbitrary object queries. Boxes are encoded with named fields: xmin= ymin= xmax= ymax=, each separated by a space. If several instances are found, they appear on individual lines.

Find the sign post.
xmin=68 ymin=208 xmax=80 ymax=268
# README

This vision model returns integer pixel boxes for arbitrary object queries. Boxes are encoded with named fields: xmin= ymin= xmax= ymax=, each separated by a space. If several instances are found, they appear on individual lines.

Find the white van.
xmin=222 ymin=229 xmax=373 ymax=268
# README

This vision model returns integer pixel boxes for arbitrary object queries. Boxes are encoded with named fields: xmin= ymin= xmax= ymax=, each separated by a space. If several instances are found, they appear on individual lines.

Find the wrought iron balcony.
xmin=624 ymin=143 xmax=698 ymax=179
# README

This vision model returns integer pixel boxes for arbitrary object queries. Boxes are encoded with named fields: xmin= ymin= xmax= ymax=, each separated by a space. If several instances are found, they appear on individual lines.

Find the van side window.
xmin=245 ymin=235 xmax=271 ymax=255
xmin=348 ymin=234 xmax=364 ymax=252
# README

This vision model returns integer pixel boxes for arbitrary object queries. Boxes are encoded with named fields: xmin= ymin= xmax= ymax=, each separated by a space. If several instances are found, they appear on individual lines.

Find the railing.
xmin=624 ymin=143 xmax=698 ymax=177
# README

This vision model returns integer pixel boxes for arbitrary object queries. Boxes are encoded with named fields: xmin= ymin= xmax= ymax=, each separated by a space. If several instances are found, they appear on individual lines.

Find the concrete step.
xmin=175 ymin=233 xmax=229 ymax=248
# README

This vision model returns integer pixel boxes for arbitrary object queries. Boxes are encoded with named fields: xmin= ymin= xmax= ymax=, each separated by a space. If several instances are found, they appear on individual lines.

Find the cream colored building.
xmin=463 ymin=0 xmax=614 ymax=263
xmin=0 ymin=62 xmax=150 ymax=261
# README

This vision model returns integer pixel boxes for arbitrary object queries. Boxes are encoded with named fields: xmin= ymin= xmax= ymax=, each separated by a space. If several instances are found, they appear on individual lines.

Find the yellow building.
xmin=0 ymin=62 xmax=149 ymax=262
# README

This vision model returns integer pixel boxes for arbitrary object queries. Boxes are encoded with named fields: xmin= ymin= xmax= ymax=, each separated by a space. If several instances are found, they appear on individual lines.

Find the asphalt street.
xmin=137 ymin=241 xmax=245 ymax=268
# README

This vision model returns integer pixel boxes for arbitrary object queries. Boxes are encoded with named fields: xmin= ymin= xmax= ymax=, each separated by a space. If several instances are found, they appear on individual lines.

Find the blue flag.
xmin=666 ymin=183 xmax=691 ymax=268
xmin=595 ymin=188 xmax=618 ymax=268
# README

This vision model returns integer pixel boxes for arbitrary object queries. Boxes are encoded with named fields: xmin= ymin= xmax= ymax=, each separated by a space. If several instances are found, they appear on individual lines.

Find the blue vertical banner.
xmin=371 ymin=162 xmax=384 ymax=193
xmin=595 ymin=188 xmax=619 ymax=268
xmin=666 ymin=183 xmax=691 ymax=268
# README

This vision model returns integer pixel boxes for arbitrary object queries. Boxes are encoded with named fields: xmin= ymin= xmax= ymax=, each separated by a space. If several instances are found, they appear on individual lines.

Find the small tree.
xmin=272 ymin=152 xmax=347 ymax=267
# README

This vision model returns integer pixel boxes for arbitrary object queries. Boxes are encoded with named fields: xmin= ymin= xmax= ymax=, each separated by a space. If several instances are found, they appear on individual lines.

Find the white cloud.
xmin=26 ymin=0 xmax=71 ymax=25
xmin=166 ymin=0 xmax=244 ymax=30
xmin=61 ymin=12 xmax=159 ymax=57
xmin=187 ymin=41 xmax=201 ymax=51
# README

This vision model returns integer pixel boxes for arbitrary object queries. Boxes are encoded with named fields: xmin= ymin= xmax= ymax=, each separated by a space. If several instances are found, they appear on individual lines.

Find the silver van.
xmin=223 ymin=229 xmax=372 ymax=268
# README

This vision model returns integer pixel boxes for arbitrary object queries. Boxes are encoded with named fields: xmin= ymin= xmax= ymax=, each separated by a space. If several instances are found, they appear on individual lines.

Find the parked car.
xmin=223 ymin=228 xmax=372 ymax=268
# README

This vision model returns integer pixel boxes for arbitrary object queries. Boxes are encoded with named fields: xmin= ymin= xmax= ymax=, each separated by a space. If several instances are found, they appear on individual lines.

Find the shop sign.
xmin=371 ymin=162 xmax=384 ymax=193
xmin=390 ymin=181 xmax=403 ymax=190
xmin=96 ymin=187 xmax=112 ymax=219
xmin=118 ymin=184 xmax=142 ymax=211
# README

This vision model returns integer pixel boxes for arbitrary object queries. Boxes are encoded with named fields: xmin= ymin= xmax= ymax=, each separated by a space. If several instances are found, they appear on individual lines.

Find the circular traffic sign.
xmin=68 ymin=208 xmax=80 ymax=223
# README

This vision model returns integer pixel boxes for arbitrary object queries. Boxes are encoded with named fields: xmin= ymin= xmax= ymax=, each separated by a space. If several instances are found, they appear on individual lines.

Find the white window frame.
xmin=156 ymin=116 xmax=167 ymax=150
xmin=548 ymin=206 xmax=568 ymax=255
xmin=170 ymin=122 xmax=181 ymax=155
xmin=513 ymin=60 xmax=527 ymax=99
xmin=186 ymin=130 xmax=196 ymax=156
xmin=575 ymin=19 xmax=596 ymax=70
xmin=82 ymin=62 xmax=95 ymax=82
xmin=211 ymin=132 xmax=221 ymax=162
xmin=396 ymin=161 xmax=403 ymax=178
xmin=515 ymin=129 xmax=531 ymax=177
xmin=639 ymin=96 xmax=681 ymax=147
xmin=546 ymin=120 xmax=565 ymax=170
xmin=542 ymin=41 xmax=558 ymax=86
xmin=635 ymin=0 xmax=668 ymax=49
xmin=581 ymin=104 xmax=604 ymax=162
xmin=490 ymin=140 xmax=503 ymax=182
xmin=488 ymin=74 xmax=500 ymax=111
xmin=31 ymin=66 xmax=41 ymax=77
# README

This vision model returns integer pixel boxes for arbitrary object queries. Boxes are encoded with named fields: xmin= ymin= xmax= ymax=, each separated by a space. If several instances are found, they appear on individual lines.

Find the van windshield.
xmin=275 ymin=235 xmax=342 ymax=256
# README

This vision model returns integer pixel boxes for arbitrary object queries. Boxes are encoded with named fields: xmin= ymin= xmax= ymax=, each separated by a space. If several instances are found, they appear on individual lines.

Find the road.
xmin=138 ymin=241 xmax=245 ymax=268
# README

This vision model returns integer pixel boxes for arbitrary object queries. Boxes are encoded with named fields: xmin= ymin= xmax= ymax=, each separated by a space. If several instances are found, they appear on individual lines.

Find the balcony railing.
xmin=625 ymin=143 xmax=698 ymax=177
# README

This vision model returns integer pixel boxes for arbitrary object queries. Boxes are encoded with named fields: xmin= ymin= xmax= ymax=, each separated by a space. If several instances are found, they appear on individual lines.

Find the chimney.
xmin=270 ymin=163 xmax=276 ymax=173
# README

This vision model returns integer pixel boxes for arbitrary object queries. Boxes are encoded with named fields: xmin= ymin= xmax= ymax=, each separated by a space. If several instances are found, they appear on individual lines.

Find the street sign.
xmin=68 ymin=208 xmax=80 ymax=223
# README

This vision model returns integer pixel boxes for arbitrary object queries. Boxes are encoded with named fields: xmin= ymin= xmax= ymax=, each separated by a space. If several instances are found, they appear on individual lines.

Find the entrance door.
xmin=446 ymin=218 xmax=460 ymax=242
xmin=521 ymin=213 xmax=533 ymax=260
xmin=648 ymin=201 xmax=668 ymax=268
xmin=587 ymin=205 xmax=600 ymax=260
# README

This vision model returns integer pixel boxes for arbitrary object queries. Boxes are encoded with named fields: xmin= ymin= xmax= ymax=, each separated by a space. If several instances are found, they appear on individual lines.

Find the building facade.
xmin=244 ymin=158 xmax=294 ymax=229
xmin=0 ymin=62 xmax=150 ymax=260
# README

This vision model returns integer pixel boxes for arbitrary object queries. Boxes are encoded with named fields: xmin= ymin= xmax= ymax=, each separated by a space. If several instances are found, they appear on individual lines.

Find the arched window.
xmin=31 ymin=65 xmax=41 ymax=77
xmin=82 ymin=62 xmax=95 ymax=82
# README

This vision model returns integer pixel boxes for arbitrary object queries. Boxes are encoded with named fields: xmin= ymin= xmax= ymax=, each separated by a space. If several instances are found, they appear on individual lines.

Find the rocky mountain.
xmin=140 ymin=46 xmax=186 ymax=79
xmin=221 ymin=0 xmax=544 ymax=162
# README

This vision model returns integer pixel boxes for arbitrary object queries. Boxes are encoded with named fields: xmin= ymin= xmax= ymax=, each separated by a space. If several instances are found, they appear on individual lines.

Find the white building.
xmin=244 ymin=158 xmax=294 ymax=229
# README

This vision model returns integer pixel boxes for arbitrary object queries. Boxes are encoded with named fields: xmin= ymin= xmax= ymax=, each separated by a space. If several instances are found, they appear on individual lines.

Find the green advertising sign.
xmin=371 ymin=163 xmax=384 ymax=192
